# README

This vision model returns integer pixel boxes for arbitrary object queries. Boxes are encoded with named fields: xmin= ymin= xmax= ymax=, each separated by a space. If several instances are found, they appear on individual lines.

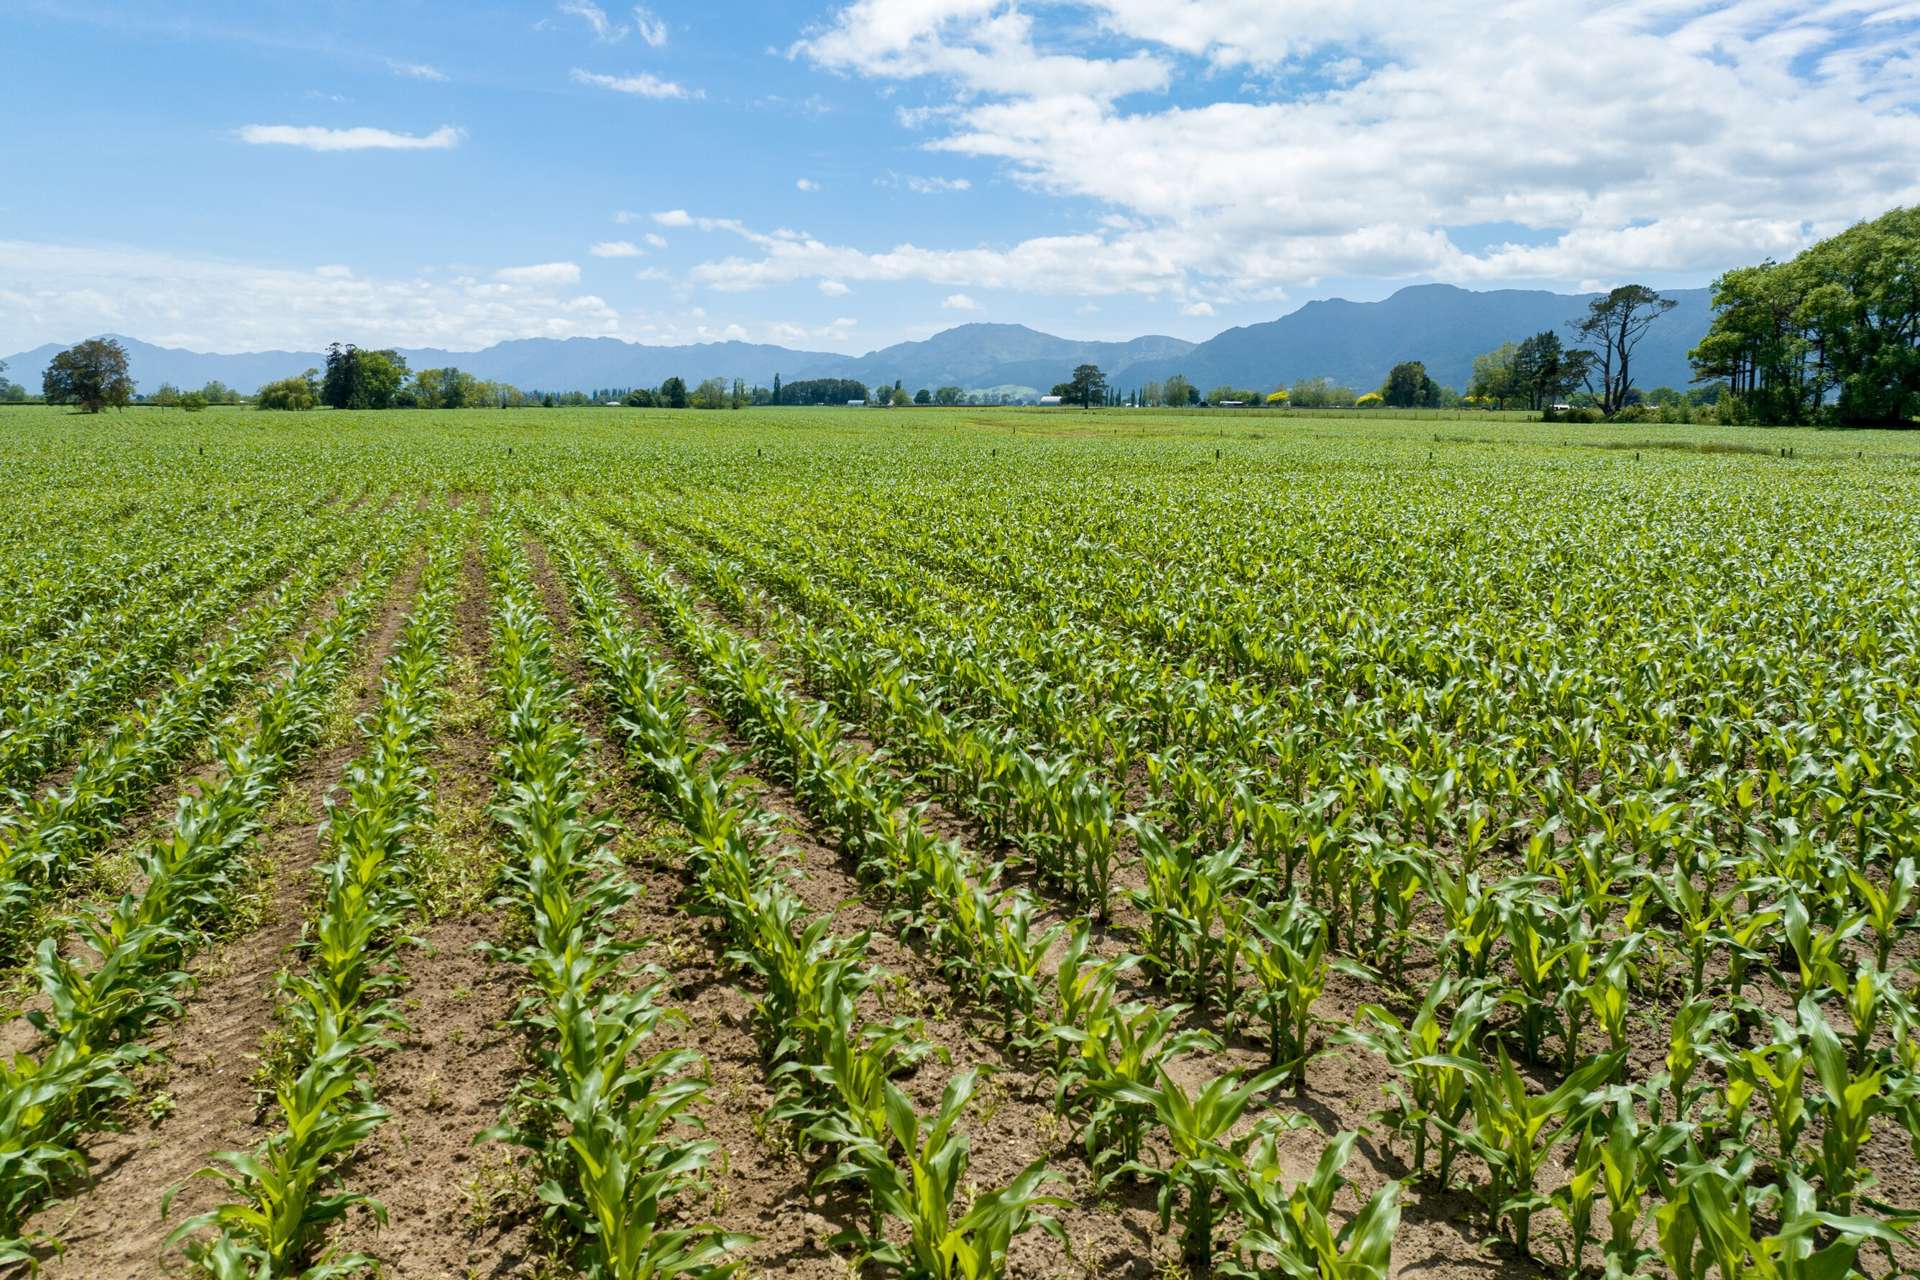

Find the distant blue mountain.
xmin=2 ymin=284 xmax=1716 ymax=399
xmin=1120 ymin=284 xmax=1715 ymax=394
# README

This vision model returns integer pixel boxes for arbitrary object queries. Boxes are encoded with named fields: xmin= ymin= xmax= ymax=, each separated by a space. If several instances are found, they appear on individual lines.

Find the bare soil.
xmin=25 ymin=553 xmax=427 ymax=1278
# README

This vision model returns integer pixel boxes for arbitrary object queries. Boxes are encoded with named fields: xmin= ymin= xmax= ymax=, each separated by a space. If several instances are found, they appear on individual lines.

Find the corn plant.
xmin=1656 ymin=1156 xmax=1912 ymax=1280
xmin=1338 ymin=977 xmax=1495 ymax=1185
xmin=817 ymin=1070 xmax=1067 ymax=1280
xmin=1057 ymin=998 xmax=1218 ymax=1178
xmin=1091 ymin=1063 xmax=1289 ymax=1270
xmin=1218 ymin=1130 xmax=1401 ymax=1280
xmin=1450 ymin=1045 xmax=1621 ymax=1257
xmin=1238 ymin=896 xmax=1330 ymax=1085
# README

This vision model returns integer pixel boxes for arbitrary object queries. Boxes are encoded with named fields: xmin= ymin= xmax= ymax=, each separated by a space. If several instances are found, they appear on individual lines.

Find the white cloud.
xmin=613 ymin=209 xmax=641 ymax=223
xmin=388 ymin=60 xmax=447 ymax=81
xmin=633 ymin=266 xmax=669 ymax=281
xmin=558 ymin=0 xmax=626 ymax=40
xmin=791 ymin=0 xmax=1920 ymax=298
xmin=942 ymin=293 xmax=980 ymax=310
xmin=644 ymin=232 xmax=669 ymax=248
xmin=571 ymin=68 xmax=697 ymax=99
xmin=1180 ymin=300 xmax=1214 ymax=316
xmin=665 ymin=207 xmax=1188 ymax=297
xmin=796 ymin=177 xmax=821 ymax=191
xmin=818 ymin=279 xmax=851 ymax=296
xmin=632 ymin=4 xmax=668 ymax=46
xmin=237 ymin=124 xmax=463 ymax=151
xmin=904 ymin=175 xmax=971 ymax=194
xmin=494 ymin=262 xmax=582 ymax=286
xmin=0 ymin=240 xmax=622 ymax=352
xmin=590 ymin=240 xmax=643 ymax=257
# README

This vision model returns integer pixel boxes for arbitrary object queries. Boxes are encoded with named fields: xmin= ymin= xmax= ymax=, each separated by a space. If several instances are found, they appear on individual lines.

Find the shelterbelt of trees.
xmin=1689 ymin=205 xmax=1920 ymax=426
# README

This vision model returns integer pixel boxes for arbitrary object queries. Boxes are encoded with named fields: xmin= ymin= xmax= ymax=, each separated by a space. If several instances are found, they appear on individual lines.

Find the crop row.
xmin=0 ymin=536 xmax=406 ymax=1261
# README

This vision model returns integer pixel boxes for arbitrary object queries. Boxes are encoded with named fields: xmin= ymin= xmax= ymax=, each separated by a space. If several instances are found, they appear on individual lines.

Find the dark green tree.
xmin=1574 ymin=285 xmax=1676 ymax=415
xmin=772 ymin=372 xmax=782 ymax=405
xmin=256 ymin=372 xmax=319 ymax=410
xmin=661 ymin=376 xmax=688 ymax=408
xmin=1065 ymin=363 xmax=1107 ymax=409
xmin=43 ymin=338 xmax=134 ymax=413
xmin=1379 ymin=361 xmax=1438 ymax=408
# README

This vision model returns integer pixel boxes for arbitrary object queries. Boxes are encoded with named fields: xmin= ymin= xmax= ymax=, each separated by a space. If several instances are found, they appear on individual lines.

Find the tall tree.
xmin=1811 ymin=206 xmax=1920 ymax=424
xmin=1469 ymin=343 xmax=1521 ymax=409
xmin=772 ymin=372 xmax=782 ymax=405
xmin=1379 ymin=360 xmax=1438 ymax=408
xmin=1574 ymin=285 xmax=1677 ymax=415
xmin=1067 ymin=362 xmax=1113 ymax=408
xmin=43 ymin=338 xmax=134 ymax=413
xmin=1163 ymin=374 xmax=1195 ymax=407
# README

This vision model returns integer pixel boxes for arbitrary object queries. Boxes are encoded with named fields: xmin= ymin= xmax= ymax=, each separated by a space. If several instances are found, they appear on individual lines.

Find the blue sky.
xmin=3 ymin=0 xmax=1917 ymax=355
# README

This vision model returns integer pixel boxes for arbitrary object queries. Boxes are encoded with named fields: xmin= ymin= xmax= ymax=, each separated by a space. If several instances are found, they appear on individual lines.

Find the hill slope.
xmin=1121 ymin=284 xmax=1715 ymax=394
xmin=2 ymin=285 xmax=1716 ymax=399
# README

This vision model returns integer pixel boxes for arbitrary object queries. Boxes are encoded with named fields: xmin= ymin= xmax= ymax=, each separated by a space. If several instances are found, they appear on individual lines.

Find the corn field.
xmin=0 ymin=402 xmax=1916 ymax=1280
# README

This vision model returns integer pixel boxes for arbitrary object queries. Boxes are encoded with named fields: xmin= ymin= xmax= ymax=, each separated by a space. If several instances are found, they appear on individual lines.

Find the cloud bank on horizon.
xmin=3 ymin=0 xmax=1916 ymax=354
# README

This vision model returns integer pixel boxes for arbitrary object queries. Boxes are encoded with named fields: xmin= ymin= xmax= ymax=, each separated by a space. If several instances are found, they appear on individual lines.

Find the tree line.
xmin=1690 ymin=205 xmax=1918 ymax=426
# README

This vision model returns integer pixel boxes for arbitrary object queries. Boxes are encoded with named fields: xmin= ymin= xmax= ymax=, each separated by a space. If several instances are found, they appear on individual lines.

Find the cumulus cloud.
xmin=0 ymin=240 xmax=621 ymax=352
xmin=644 ymin=232 xmax=669 ymax=248
xmin=494 ymin=262 xmax=582 ymax=286
xmin=657 ymin=207 xmax=1188 ymax=297
xmin=388 ymin=60 xmax=447 ymax=81
xmin=788 ymin=0 xmax=1920 ymax=297
xmin=571 ymin=68 xmax=697 ymax=99
xmin=590 ymin=240 xmax=643 ymax=257
xmin=237 ymin=124 xmax=463 ymax=151
xmin=1180 ymin=300 xmax=1214 ymax=316
xmin=942 ymin=293 xmax=980 ymax=310
xmin=904 ymin=175 xmax=970 ymax=193
xmin=818 ymin=279 xmax=851 ymax=296
xmin=796 ymin=177 xmax=821 ymax=191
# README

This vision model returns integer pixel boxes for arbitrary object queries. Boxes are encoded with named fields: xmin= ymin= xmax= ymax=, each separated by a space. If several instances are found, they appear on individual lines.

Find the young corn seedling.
xmin=1656 ymin=1155 xmax=1912 ymax=1280
xmin=989 ymin=892 xmax=1065 ymax=1048
xmin=1130 ymin=819 xmax=1250 ymax=1010
xmin=1798 ymin=994 xmax=1895 ymax=1216
xmin=1847 ymin=857 xmax=1917 ymax=972
xmin=1451 ymin=1045 xmax=1621 ymax=1258
xmin=1219 ymin=1129 xmax=1400 ymax=1280
xmin=1238 ymin=897 xmax=1330 ymax=1086
xmin=168 ymin=1018 xmax=389 ymax=1278
xmin=1094 ymin=1064 xmax=1290 ymax=1271
xmin=1337 ymin=977 xmax=1495 ymax=1185
xmin=818 ymin=1070 xmax=1068 ymax=1280
xmin=1059 ymin=998 xmax=1219 ymax=1180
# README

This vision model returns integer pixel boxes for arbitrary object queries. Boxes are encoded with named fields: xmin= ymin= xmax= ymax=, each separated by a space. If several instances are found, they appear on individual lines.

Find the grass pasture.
xmin=0 ymin=403 xmax=1917 ymax=1280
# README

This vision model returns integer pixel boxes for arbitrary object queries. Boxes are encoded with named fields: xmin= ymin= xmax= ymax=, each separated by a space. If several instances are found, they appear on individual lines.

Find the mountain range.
xmin=2 ymin=283 xmax=1715 ymax=400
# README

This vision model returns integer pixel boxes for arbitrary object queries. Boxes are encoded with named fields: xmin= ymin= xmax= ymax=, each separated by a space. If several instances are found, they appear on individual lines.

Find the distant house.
xmin=1216 ymin=400 xmax=1246 ymax=407
xmin=848 ymin=399 xmax=868 ymax=406
xmin=1038 ymin=395 xmax=1063 ymax=406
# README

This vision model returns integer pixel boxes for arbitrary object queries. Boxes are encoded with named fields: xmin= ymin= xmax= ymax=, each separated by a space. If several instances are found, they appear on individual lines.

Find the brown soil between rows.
xmin=602 ymin=515 xmax=1567 ymax=1280
xmin=642 ymin=505 xmax=1920 ymax=1277
xmin=25 ymin=550 xmax=428 ymax=1278
xmin=325 ymin=541 xmax=548 ymax=1279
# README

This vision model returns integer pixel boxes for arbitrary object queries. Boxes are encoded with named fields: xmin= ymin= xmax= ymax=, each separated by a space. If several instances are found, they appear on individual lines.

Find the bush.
xmin=1541 ymin=405 xmax=1603 ymax=424
xmin=256 ymin=376 xmax=317 ymax=411
xmin=178 ymin=392 xmax=208 ymax=413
